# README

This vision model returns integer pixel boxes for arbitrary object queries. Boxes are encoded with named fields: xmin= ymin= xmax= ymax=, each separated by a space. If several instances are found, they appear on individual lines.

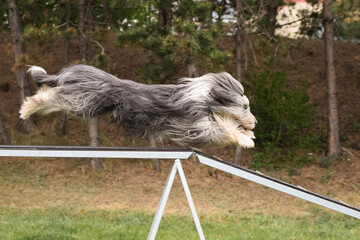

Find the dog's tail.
xmin=27 ymin=65 xmax=58 ymax=87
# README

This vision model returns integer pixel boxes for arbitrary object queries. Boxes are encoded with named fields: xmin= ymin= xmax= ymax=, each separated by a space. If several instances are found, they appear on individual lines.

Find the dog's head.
xmin=208 ymin=73 xmax=257 ymax=129
xmin=208 ymin=73 xmax=257 ymax=148
xmin=180 ymin=72 xmax=257 ymax=148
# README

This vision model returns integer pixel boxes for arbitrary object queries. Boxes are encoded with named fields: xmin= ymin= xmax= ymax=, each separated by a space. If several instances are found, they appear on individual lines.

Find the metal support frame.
xmin=148 ymin=159 xmax=205 ymax=240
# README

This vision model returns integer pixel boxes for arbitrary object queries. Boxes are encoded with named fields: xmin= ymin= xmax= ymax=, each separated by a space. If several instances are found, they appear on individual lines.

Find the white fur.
xmin=19 ymin=85 xmax=70 ymax=119
xmin=179 ymin=74 xmax=214 ymax=103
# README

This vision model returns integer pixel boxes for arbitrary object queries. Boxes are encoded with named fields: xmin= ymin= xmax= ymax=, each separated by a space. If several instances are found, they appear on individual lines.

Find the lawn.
xmin=0 ymin=157 xmax=359 ymax=240
xmin=0 ymin=207 xmax=359 ymax=240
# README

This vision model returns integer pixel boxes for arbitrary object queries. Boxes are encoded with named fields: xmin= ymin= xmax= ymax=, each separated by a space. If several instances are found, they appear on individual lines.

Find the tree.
xmin=0 ymin=111 xmax=11 ymax=145
xmin=7 ymin=0 xmax=35 ymax=133
xmin=157 ymin=0 xmax=172 ymax=29
xmin=234 ymin=0 xmax=243 ymax=165
xmin=78 ymin=0 xmax=102 ymax=170
xmin=295 ymin=0 xmax=360 ymax=157
xmin=56 ymin=0 xmax=72 ymax=137
xmin=228 ymin=0 xmax=284 ymax=39
xmin=88 ymin=118 xmax=102 ymax=170
xmin=323 ymin=0 xmax=341 ymax=157
xmin=332 ymin=0 xmax=360 ymax=40
xmin=264 ymin=0 xmax=283 ymax=37
xmin=102 ymin=0 xmax=110 ymax=27
xmin=118 ymin=0 xmax=231 ymax=84
xmin=235 ymin=0 xmax=242 ymax=81
xmin=78 ymin=0 xmax=95 ymax=61
xmin=149 ymin=135 xmax=161 ymax=172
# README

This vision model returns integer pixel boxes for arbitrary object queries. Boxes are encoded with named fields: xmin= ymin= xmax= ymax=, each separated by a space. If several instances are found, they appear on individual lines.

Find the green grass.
xmin=0 ymin=207 xmax=358 ymax=240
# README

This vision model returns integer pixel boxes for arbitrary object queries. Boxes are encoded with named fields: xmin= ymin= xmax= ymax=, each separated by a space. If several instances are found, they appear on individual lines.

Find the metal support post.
xmin=175 ymin=160 xmax=205 ymax=240
xmin=147 ymin=159 xmax=205 ymax=240
xmin=147 ymin=159 xmax=178 ymax=240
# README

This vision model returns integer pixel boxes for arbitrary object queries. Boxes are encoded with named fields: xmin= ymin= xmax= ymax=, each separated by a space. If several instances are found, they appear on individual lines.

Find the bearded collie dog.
xmin=20 ymin=65 xmax=257 ymax=148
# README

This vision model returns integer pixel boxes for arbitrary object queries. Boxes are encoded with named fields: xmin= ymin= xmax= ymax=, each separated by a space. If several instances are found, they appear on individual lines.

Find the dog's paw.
xmin=243 ymin=130 xmax=256 ymax=139
xmin=237 ymin=133 xmax=255 ymax=148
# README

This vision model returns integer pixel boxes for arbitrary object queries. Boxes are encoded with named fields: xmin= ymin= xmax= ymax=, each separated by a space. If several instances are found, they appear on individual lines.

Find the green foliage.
xmin=93 ymin=53 xmax=109 ymax=68
xmin=245 ymin=71 xmax=315 ymax=148
xmin=244 ymin=70 xmax=320 ymax=168
xmin=333 ymin=0 xmax=360 ymax=40
xmin=320 ymin=155 xmax=334 ymax=168
xmin=116 ymin=0 xmax=232 ymax=83
xmin=98 ymin=0 xmax=148 ymax=29
xmin=298 ymin=10 xmax=323 ymax=38
xmin=0 ymin=1 xmax=9 ymax=31
xmin=23 ymin=24 xmax=62 ymax=42
xmin=19 ymin=0 xmax=64 ymax=41
xmin=319 ymin=152 xmax=348 ymax=168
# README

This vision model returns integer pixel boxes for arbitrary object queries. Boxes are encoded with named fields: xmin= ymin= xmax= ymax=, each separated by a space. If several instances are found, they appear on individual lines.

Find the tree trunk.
xmin=234 ymin=146 xmax=242 ymax=165
xmin=235 ymin=0 xmax=242 ymax=81
xmin=103 ymin=0 xmax=110 ymax=27
xmin=78 ymin=0 xmax=87 ymax=61
xmin=56 ymin=112 xmax=68 ymax=136
xmin=234 ymin=0 xmax=242 ymax=165
xmin=146 ymin=55 xmax=161 ymax=171
xmin=63 ymin=0 xmax=71 ymax=66
xmin=146 ymin=1 xmax=160 ymax=171
xmin=78 ymin=0 xmax=101 ymax=170
xmin=264 ymin=1 xmax=278 ymax=37
xmin=187 ymin=64 xmax=199 ymax=78
xmin=235 ymin=32 xmax=241 ymax=80
xmin=323 ymin=0 xmax=341 ymax=157
xmin=56 ymin=0 xmax=71 ymax=137
xmin=149 ymin=135 xmax=161 ymax=172
xmin=0 ymin=111 xmax=11 ymax=145
xmin=89 ymin=118 xmax=102 ymax=170
xmin=157 ymin=0 xmax=172 ymax=29
xmin=7 ymin=0 xmax=35 ymax=133
xmin=78 ymin=0 xmax=95 ymax=61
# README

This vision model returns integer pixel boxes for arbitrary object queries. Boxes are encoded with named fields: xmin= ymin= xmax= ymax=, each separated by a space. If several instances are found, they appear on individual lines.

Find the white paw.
xmin=237 ymin=133 xmax=255 ymax=148
xmin=243 ymin=130 xmax=256 ymax=139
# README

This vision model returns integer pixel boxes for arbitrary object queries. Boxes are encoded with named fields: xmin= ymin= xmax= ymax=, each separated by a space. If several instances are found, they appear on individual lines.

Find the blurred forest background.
xmin=0 ymin=0 xmax=359 ymax=172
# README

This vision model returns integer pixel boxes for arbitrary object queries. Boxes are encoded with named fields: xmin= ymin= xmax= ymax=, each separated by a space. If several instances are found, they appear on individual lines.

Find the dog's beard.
xmin=213 ymin=114 xmax=255 ymax=148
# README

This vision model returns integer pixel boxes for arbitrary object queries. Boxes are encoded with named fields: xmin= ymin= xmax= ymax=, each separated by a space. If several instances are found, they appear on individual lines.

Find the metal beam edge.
xmin=0 ymin=145 xmax=193 ymax=159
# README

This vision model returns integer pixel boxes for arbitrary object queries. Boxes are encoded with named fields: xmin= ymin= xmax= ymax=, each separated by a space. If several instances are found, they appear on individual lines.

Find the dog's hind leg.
xmin=19 ymin=85 xmax=64 ymax=119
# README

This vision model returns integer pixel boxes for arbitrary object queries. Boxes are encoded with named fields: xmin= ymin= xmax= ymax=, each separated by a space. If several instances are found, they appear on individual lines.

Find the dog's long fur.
xmin=20 ymin=65 xmax=257 ymax=148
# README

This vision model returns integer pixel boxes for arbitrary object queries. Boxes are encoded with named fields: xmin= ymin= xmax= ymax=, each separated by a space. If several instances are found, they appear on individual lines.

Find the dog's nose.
xmin=255 ymin=119 xmax=258 ymax=125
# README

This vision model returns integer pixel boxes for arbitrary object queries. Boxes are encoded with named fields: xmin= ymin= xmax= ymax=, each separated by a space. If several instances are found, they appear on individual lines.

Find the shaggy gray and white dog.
xmin=20 ymin=65 xmax=257 ymax=148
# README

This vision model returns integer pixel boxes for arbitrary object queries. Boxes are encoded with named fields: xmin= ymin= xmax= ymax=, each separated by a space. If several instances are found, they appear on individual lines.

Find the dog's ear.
xmin=210 ymin=72 xmax=245 ymax=98
xmin=209 ymin=86 xmax=236 ymax=106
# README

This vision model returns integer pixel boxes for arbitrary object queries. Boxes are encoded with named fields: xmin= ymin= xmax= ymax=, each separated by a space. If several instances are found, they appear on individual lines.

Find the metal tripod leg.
xmin=147 ymin=159 xmax=205 ymax=240
xmin=175 ymin=160 xmax=205 ymax=240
